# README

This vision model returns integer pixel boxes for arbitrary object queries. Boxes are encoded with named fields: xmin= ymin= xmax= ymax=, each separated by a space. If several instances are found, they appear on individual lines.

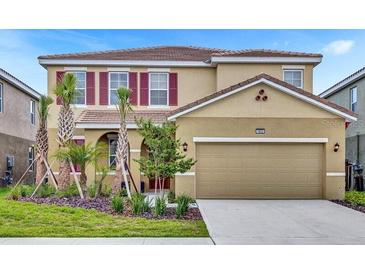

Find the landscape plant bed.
xmin=19 ymin=196 xmax=203 ymax=220
xmin=331 ymin=200 xmax=365 ymax=214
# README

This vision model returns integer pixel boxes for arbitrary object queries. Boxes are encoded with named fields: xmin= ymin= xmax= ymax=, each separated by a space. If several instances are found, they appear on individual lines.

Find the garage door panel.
xmin=196 ymin=143 xmax=323 ymax=198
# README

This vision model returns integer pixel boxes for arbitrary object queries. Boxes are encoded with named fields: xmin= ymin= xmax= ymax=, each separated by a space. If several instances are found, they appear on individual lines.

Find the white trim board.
xmin=167 ymin=78 xmax=357 ymax=122
xmin=326 ymin=172 xmax=346 ymax=177
xmin=0 ymin=69 xmax=41 ymax=99
xmin=193 ymin=137 xmax=329 ymax=143
xmin=210 ymin=56 xmax=322 ymax=65
xmin=175 ymin=172 xmax=195 ymax=176
xmin=75 ymin=123 xmax=162 ymax=129
xmin=320 ymin=68 xmax=365 ymax=98
xmin=39 ymin=59 xmax=212 ymax=68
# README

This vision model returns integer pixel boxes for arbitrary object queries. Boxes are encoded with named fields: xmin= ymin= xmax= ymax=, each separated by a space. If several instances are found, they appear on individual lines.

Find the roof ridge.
xmin=212 ymin=48 xmax=322 ymax=57
xmin=38 ymin=45 xmax=229 ymax=59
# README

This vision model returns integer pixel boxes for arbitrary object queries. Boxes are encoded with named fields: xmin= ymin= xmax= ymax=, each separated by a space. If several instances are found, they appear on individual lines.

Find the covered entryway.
xmin=196 ymin=142 xmax=324 ymax=199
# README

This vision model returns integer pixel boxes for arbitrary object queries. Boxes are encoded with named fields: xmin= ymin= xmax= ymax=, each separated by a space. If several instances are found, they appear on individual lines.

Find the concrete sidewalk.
xmin=0 ymin=237 xmax=213 ymax=245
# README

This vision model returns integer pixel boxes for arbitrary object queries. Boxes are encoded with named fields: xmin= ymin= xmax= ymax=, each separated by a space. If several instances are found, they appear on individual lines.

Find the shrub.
xmin=19 ymin=184 xmax=35 ymax=197
xmin=119 ymin=188 xmax=128 ymax=197
xmin=130 ymin=193 xmax=150 ymax=215
xmin=111 ymin=196 xmax=124 ymax=213
xmin=56 ymin=183 xmax=78 ymax=198
xmin=167 ymin=191 xmax=175 ymax=203
xmin=345 ymin=191 xmax=365 ymax=206
xmin=101 ymin=185 xmax=112 ymax=197
xmin=38 ymin=184 xmax=56 ymax=198
xmin=88 ymin=184 xmax=97 ymax=199
xmin=154 ymin=196 xmax=167 ymax=216
xmin=7 ymin=187 xmax=21 ymax=200
xmin=176 ymin=194 xmax=193 ymax=219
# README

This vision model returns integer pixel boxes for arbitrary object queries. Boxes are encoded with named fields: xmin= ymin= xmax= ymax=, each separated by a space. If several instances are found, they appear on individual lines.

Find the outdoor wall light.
xmin=182 ymin=142 xmax=188 ymax=152
xmin=334 ymin=142 xmax=340 ymax=152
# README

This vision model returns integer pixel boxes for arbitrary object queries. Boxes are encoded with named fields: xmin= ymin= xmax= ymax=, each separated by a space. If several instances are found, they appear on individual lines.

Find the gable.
xmin=183 ymin=83 xmax=339 ymax=119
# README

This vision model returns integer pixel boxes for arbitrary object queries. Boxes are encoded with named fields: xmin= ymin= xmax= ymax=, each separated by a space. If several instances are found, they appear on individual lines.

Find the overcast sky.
xmin=0 ymin=29 xmax=364 ymax=95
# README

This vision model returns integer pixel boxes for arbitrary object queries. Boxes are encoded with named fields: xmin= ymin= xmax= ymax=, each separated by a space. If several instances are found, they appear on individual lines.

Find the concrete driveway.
xmin=197 ymin=199 xmax=365 ymax=244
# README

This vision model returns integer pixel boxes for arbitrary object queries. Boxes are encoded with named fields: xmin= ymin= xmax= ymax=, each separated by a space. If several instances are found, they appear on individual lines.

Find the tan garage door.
xmin=196 ymin=143 xmax=323 ymax=199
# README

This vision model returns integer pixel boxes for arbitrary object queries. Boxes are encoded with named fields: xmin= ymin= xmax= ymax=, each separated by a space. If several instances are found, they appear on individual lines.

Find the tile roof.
xmin=76 ymin=109 xmax=168 ymax=124
xmin=168 ymin=73 xmax=357 ymax=120
xmin=38 ymin=46 xmax=321 ymax=61
xmin=211 ymin=49 xmax=323 ymax=58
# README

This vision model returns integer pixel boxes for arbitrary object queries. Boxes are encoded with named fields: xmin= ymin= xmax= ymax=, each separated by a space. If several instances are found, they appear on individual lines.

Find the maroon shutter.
xmin=56 ymin=71 xmax=65 ymax=105
xmin=99 ymin=72 xmax=109 ymax=105
xmin=169 ymin=73 xmax=178 ymax=106
xmin=73 ymin=139 xmax=85 ymax=172
xmin=140 ymin=72 xmax=149 ymax=106
xmin=129 ymin=72 xmax=138 ymax=105
xmin=86 ymin=72 xmax=95 ymax=105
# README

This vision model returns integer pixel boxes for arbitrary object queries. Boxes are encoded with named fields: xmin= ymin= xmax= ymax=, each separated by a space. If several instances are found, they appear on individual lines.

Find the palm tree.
xmin=54 ymin=73 xmax=77 ymax=190
xmin=35 ymin=95 xmax=53 ymax=185
xmin=54 ymin=142 xmax=105 ymax=196
xmin=113 ymin=87 xmax=132 ymax=197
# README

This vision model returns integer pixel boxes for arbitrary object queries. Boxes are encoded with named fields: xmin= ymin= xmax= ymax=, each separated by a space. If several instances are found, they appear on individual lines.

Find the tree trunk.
xmin=161 ymin=177 xmax=165 ymax=196
xmin=80 ymin=169 xmax=87 ymax=194
xmin=113 ymin=167 xmax=122 ymax=194
xmin=35 ymin=155 xmax=46 ymax=185
xmin=58 ymin=160 xmax=70 ymax=190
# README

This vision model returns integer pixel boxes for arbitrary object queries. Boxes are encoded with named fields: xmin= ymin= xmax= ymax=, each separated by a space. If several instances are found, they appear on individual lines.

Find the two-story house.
xmin=320 ymin=67 xmax=365 ymax=167
xmin=38 ymin=46 xmax=356 ymax=200
xmin=0 ymin=68 xmax=40 ymax=183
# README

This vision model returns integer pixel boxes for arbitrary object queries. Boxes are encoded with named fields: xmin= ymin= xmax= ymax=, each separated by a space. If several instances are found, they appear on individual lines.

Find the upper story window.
xmin=0 ymin=82 xmax=3 ymax=113
xmin=30 ymin=100 xmax=35 ymax=125
xmin=109 ymin=72 xmax=128 ymax=105
xmin=350 ymin=86 xmax=358 ymax=112
xmin=149 ymin=72 xmax=168 ymax=106
xmin=283 ymin=69 xmax=303 ymax=88
xmin=70 ymin=71 xmax=86 ymax=105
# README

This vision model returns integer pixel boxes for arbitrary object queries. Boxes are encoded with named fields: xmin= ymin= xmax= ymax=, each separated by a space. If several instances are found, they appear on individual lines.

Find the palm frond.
xmin=54 ymin=73 xmax=78 ymax=106
xmin=37 ymin=95 xmax=53 ymax=124
xmin=116 ymin=87 xmax=133 ymax=119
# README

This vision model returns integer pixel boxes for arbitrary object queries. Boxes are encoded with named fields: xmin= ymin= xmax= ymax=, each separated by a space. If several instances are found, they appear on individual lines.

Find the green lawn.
xmin=0 ymin=188 xmax=208 ymax=237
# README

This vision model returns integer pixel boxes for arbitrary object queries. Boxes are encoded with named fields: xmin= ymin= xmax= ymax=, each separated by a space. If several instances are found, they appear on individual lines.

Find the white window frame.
xmin=350 ymin=86 xmax=358 ymax=112
xmin=108 ymin=138 xmax=117 ymax=169
xmin=67 ymin=71 xmax=86 ymax=106
xmin=149 ymin=72 xmax=169 ymax=107
xmin=30 ymin=100 xmax=35 ymax=125
xmin=108 ymin=71 xmax=129 ymax=106
xmin=0 ymin=82 xmax=3 ymax=113
xmin=28 ymin=146 xmax=34 ymax=172
xmin=283 ymin=69 xmax=303 ymax=88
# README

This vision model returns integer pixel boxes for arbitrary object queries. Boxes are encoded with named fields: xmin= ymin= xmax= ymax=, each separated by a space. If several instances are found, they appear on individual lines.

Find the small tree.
xmin=54 ymin=73 xmax=78 ymax=190
xmin=54 ymin=142 xmax=105 ymax=196
xmin=35 ymin=95 xmax=53 ymax=185
xmin=135 ymin=119 xmax=196 ymax=195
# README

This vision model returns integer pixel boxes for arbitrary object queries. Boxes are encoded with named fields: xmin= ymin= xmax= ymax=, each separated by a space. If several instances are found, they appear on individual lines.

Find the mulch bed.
xmin=18 ymin=196 xmax=203 ymax=220
xmin=331 ymin=200 xmax=365 ymax=214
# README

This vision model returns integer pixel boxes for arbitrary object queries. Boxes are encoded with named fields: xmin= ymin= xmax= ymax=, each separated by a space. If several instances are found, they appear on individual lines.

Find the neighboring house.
xmin=320 ymin=67 xmax=365 ymax=167
xmin=38 ymin=46 xmax=357 ymax=200
xmin=0 ymin=68 xmax=40 ymax=183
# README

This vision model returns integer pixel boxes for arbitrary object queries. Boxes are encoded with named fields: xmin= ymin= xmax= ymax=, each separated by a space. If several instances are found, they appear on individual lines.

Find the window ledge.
xmin=147 ymin=105 xmax=170 ymax=109
xmin=71 ymin=104 xmax=87 ymax=108
xmin=107 ymin=105 xmax=117 ymax=109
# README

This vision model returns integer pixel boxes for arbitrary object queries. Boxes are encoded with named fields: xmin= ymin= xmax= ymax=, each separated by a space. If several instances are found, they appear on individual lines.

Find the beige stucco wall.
xmin=216 ymin=64 xmax=314 ymax=92
xmin=0 ymin=79 xmax=38 ymax=140
xmin=46 ymin=65 xmax=217 ymax=129
xmin=174 ymin=83 xmax=346 ymax=199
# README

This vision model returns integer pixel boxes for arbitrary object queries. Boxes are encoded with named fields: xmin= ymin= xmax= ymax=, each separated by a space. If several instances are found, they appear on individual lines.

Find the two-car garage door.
xmin=196 ymin=143 xmax=323 ymax=199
